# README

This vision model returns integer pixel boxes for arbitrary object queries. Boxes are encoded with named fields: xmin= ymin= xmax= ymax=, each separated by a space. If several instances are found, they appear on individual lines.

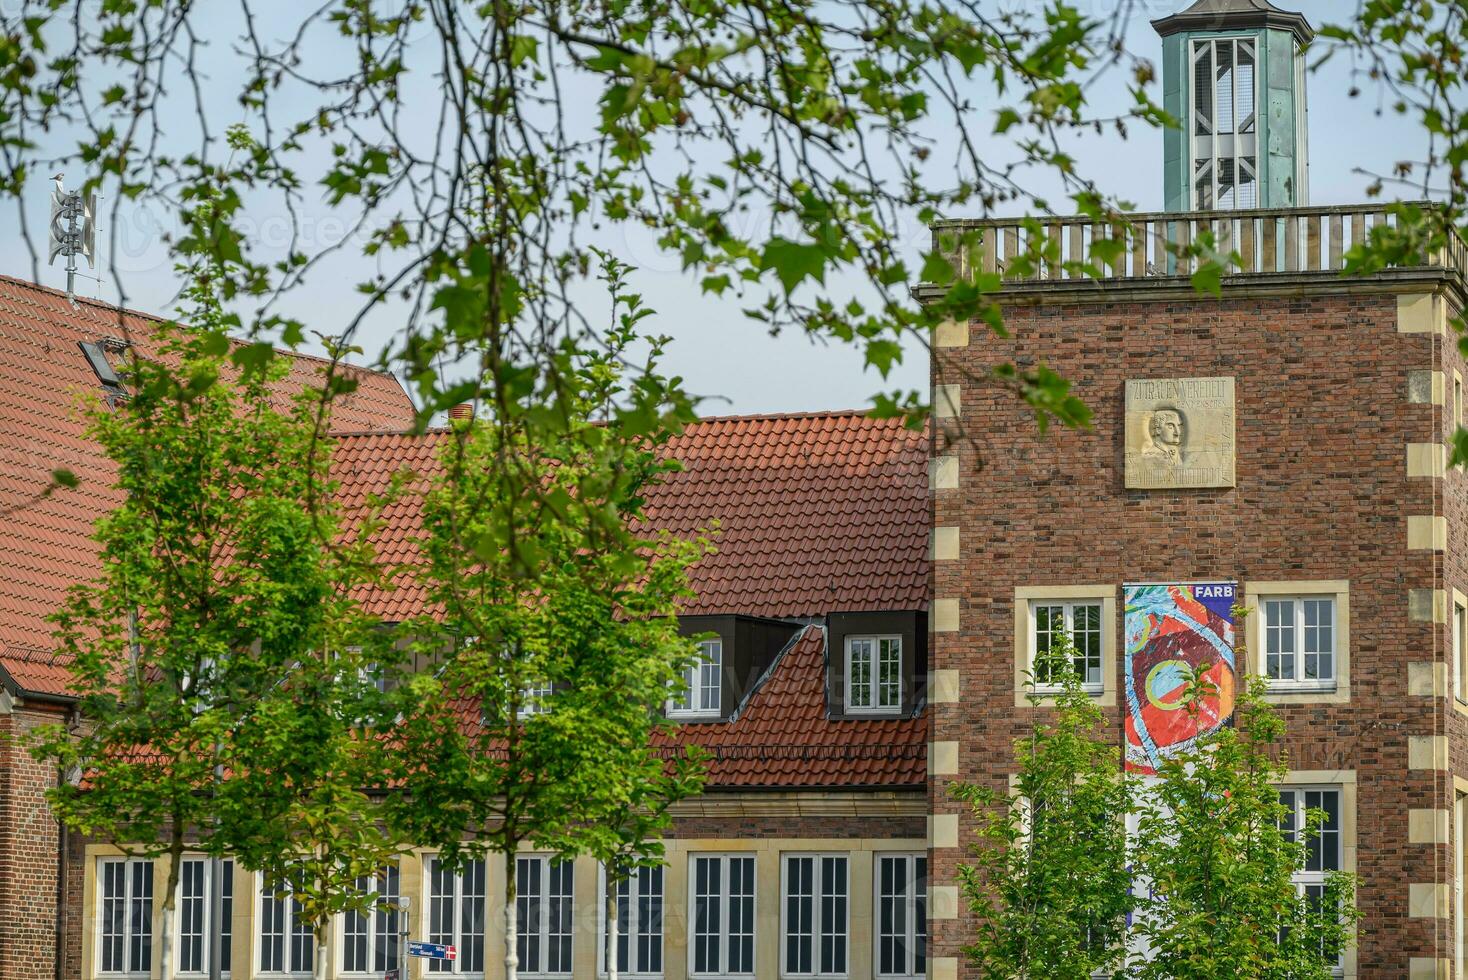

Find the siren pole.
xmin=47 ymin=174 xmax=96 ymax=307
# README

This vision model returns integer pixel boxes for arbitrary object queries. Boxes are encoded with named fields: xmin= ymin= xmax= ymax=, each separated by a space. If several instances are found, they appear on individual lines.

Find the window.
xmin=1029 ymin=600 xmax=1103 ymax=691
xmin=782 ymin=854 xmax=848 ymax=978
xmin=518 ymin=682 xmax=554 ymax=719
xmin=1262 ymin=596 xmax=1336 ymax=690
xmin=178 ymin=858 xmax=233 ymax=976
xmin=875 ymin=854 xmax=925 ymax=979
xmin=1279 ymin=788 xmax=1344 ymax=973
xmin=1190 ymin=36 xmax=1258 ymax=210
xmin=98 ymin=858 xmax=153 ymax=977
xmin=845 ymin=637 xmax=901 ymax=714
xmin=670 ymin=640 xmax=722 ymax=718
xmin=1456 ymin=600 xmax=1466 ymax=703
xmin=341 ymin=866 xmax=401 ymax=975
xmin=599 ymin=863 xmax=664 ymax=977
xmin=1457 ymin=793 xmax=1466 ymax=980
xmin=258 ymin=877 xmax=315 ymax=976
xmin=517 ymin=856 xmax=573 ymax=977
xmin=690 ymin=854 xmax=755 ymax=977
xmin=361 ymin=661 xmax=389 ymax=695
xmin=427 ymin=857 xmax=486 ymax=975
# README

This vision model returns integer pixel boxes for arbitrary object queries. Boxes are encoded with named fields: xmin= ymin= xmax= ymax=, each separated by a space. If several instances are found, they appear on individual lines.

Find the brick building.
xmin=0 ymin=274 xmax=933 ymax=978
xmin=922 ymin=2 xmax=1468 ymax=978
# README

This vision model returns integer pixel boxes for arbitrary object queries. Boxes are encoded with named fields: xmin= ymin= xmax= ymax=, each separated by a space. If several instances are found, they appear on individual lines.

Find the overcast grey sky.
xmin=1 ymin=0 xmax=1432 ymax=416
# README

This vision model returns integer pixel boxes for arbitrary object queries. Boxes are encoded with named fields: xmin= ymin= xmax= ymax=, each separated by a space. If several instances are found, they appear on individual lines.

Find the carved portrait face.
xmin=1149 ymin=409 xmax=1184 ymax=449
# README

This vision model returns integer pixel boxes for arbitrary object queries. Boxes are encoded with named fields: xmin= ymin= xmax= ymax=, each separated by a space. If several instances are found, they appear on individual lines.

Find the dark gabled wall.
xmin=825 ymin=610 xmax=927 ymax=719
xmin=677 ymin=615 xmax=802 ymax=721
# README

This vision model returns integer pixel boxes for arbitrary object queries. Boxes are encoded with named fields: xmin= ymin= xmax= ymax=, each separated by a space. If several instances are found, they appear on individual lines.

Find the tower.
xmin=1152 ymin=0 xmax=1313 ymax=211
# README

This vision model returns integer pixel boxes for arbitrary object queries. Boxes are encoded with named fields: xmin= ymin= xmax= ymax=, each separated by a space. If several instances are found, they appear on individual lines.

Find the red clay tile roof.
xmin=437 ymin=625 xmax=926 ymax=790
xmin=656 ymin=625 xmax=926 ymax=789
xmin=331 ymin=411 xmax=930 ymax=622
xmin=0 ymin=275 xmax=417 ymax=695
xmin=330 ymin=416 xmax=930 ymax=791
xmin=650 ymin=412 xmax=929 ymax=617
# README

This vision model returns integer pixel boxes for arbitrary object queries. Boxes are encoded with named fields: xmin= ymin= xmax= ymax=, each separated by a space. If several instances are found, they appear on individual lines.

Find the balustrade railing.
xmin=931 ymin=202 xmax=1468 ymax=285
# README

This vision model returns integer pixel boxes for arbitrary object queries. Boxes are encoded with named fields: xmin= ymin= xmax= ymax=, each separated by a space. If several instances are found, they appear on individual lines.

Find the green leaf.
xmin=760 ymin=238 xmax=828 ymax=293
xmin=1191 ymin=259 xmax=1223 ymax=297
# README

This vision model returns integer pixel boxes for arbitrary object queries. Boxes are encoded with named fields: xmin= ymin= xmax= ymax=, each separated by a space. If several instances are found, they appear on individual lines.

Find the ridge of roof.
xmin=0 ymin=273 xmax=173 ymax=325
xmin=0 ymin=274 xmax=410 ymax=382
xmin=682 ymin=408 xmax=891 ymax=423
xmin=330 ymin=408 xmax=900 ymax=439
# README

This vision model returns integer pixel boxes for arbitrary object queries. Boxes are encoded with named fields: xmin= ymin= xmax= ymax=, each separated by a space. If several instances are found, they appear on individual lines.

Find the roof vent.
xmin=78 ymin=341 xmax=121 ymax=388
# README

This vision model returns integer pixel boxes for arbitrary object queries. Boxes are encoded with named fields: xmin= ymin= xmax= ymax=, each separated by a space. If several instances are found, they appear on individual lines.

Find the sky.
xmin=0 ymin=0 xmax=1435 ymax=417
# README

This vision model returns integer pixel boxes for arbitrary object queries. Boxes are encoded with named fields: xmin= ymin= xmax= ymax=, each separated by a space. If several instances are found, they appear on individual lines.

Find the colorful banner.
xmin=1123 ymin=582 xmax=1236 ymax=774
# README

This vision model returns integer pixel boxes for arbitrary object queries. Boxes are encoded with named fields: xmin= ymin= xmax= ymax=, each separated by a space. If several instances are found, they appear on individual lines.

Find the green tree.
xmin=384 ymin=270 xmax=707 ymax=980
xmin=0 ymin=1 xmax=1173 ymax=437
xmin=3 ymin=2 xmax=1463 ymax=481
xmin=1130 ymin=659 xmax=1358 ymax=978
xmin=30 ymin=272 xmax=404 ymax=980
xmin=953 ymin=634 xmax=1133 ymax=979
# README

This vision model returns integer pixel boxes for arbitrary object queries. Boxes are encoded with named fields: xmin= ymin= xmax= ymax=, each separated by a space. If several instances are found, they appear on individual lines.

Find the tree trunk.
xmin=504 ymin=859 xmax=519 ymax=980
xmin=606 ymin=873 xmax=618 ymax=980
xmin=314 ymin=923 xmax=329 ymax=980
xmin=160 ymin=823 xmax=185 ymax=980
xmin=159 ymin=904 xmax=175 ymax=980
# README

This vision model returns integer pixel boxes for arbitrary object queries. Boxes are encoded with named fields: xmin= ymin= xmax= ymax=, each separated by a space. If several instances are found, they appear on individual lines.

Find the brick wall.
xmin=931 ymin=289 xmax=1461 ymax=979
xmin=0 ymin=704 xmax=71 ymax=980
xmin=667 ymin=810 xmax=924 ymax=840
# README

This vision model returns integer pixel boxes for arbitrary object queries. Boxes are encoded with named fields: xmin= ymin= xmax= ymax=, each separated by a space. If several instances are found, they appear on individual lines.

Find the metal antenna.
xmin=47 ymin=174 xmax=96 ymax=307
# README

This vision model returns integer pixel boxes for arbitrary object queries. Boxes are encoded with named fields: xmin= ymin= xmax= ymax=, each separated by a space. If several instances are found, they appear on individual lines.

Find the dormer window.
xmin=517 ymin=682 xmax=553 ymax=719
xmin=669 ymin=639 xmax=722 ymax=719
xmin=845 ymin=635 xmax=901 ymax=715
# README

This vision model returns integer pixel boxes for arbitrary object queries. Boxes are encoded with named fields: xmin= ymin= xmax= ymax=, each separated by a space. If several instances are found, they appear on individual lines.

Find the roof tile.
xmin=0 ymin=275 xmax=417 ymax=681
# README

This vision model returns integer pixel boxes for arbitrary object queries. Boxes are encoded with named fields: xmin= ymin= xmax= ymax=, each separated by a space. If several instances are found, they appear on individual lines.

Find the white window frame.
xmin=516 ymin=854 xmax=574 ymax=979
xmin=669 ymin=639 xmax=722 ymax=719
xmin=175 ymin=856 xmax=233 ymax=978
xmin=596 ymin=861 xmax=665 ymax=978
xmin=780 ymin=853 xmax=850 ymax=978
xmin=425 ymin=856 xmax=488 ymax=977
xmin=688 ymin=853 xmax=757 ymax=978
xmin=254 ymin=874 xmax=316 ymax=978
xmin=1260 ymin=595 xmax=1337 ymax=692
xmin=1457 ymin=792 xmax=1466 ymax=980
xmin=1278 ymin=786 xmax=1345 ymax=976
xmin=1188 ymin=34 xmax=1260 ymax=210
xmin=1027 ymin=599 xmax=1104 ymax=693
xmin=873 ymin=853 xmax=926 ymax=979
xmin=1455 ymin=597 xmax=1467 ymax=703
xmin=337 ymin=865 xmax=402 ymax=977
xmin=844 ymin=636 xmax=902 ymax=715
xmin=518 ymin=681 xmax=554 ymax=719
xmin=97 ymin=857 xmax=154 ymax=979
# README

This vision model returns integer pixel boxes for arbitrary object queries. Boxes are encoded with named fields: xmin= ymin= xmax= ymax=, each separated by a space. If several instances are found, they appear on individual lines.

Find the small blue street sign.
xmin=408 ymin=941 xmax=457 ymax=960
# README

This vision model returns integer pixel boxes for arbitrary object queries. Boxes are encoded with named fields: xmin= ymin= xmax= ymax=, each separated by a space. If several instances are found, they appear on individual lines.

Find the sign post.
xmin=389 ymin=895 xmax=412 ymax=980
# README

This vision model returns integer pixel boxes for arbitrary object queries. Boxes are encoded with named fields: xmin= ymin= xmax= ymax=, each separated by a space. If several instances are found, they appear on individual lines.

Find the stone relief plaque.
xmin=1124 ymin=377 xmax=1236 ymax=489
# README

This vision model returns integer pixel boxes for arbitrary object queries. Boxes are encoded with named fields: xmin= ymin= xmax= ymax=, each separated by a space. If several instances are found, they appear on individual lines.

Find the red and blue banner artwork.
xmin=1123 ymin=582 xmax=1237 ymax=774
